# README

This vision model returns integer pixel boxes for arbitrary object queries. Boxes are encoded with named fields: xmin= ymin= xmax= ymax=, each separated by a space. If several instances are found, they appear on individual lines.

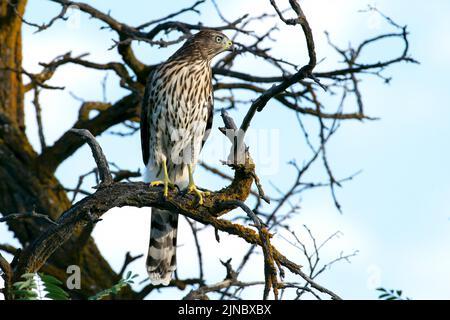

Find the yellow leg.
xmin=187 ymin=164 xmax=209 ymax=205
xmin=149 ymin=159 xmax=170 ymax=198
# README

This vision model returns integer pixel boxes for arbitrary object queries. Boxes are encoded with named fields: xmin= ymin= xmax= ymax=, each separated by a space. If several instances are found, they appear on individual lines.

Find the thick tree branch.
xmin=15 ymin=141 xmax=255 ymax=279
xmin=14 ymin=126 xmax=342 ymax=300
xmin=37 ymin=93 xmax=140 ymax=173
xmin=0 ymin=252 xmax=12 ymax=299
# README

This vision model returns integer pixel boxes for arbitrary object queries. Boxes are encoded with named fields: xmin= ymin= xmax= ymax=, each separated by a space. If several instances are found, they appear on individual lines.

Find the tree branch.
xmin=11 ymin=122 xmax=342 ymax=299
xmin=0 ymin=252 xmax=12 ymax=299
xmin=0 ymin=210 xmax=58 ymax=225
xmin=240 ymin=0 xmax=317 ymax=135
xmin=37 ymin=93 xmax=140 ymax=173
xmin=69 ymin=129 xmax=113 ymax=187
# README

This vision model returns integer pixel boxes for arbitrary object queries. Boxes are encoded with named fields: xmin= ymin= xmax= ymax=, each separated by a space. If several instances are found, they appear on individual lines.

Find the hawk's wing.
xmin=141 ymin=74 xmax=153 ymax=166
xmin=201 ymin=91 xmax=214 ymax=149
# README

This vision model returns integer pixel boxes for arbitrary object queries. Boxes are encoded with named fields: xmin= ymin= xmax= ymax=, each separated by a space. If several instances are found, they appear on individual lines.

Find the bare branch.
xmin=185 ymin=217 xmax=204 ymax=281
xmin=0 ymin=210 xmax=58 ymax=226
xmin=69 ymin=129 xmax=113 ymax=187
xmin=137 ymin=0 xmax=205 ymax=30
xmin=37 ymin=93 xmax=140 ymax=173
xmin=118 ymin=251 xmax=143 ymax=278
xmin=32 ymin=89 xmax=46 ymax=150
xmin=240 ymin=0 xmax=317 ymax=139
xmin=218 ymin=200 xmax=279 ymax=300
xmin=0 ymin=244 xmax=19 ymax=256
xmin=183 ymin=259 xmax=264 ymax=300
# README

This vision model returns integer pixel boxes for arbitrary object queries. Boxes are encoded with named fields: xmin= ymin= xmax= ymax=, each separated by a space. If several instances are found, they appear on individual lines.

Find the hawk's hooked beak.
xmin=224 ymin=40 xmax=235 ymax=52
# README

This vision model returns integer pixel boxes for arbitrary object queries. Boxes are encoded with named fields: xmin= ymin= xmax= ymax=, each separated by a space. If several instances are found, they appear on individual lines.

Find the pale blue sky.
xmin=1 ymin=0 xmax=450 ymax=300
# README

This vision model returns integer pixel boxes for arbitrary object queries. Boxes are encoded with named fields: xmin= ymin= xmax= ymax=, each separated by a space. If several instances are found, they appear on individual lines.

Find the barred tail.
xmin=147 ymin=208 xmax=178 ymax=285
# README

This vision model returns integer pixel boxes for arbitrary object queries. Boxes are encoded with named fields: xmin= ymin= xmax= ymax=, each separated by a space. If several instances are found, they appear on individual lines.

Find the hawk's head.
xmin=178 ymin=29 xmax=234 ymax=61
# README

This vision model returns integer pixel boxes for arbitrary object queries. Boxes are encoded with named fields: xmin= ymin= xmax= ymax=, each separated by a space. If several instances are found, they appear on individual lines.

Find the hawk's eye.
xmin=215 ymin=36 xmax=223 ymax=43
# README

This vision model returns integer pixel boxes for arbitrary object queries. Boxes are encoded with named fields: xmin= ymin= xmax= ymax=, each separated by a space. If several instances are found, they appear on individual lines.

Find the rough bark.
xmin=0 ymin=0 xmax=131 ymax=299
xmin=0 ymin=0 xmax=25 ymax=129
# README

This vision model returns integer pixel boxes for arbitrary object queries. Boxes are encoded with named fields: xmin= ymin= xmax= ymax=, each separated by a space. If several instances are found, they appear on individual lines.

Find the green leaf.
xmin=40 ymin=273 xmax=64 ymax=286
xmin=44 ymin=283 xmax=69 ymax=298
xmin=13 ymin=281 xmax=26 ymax=288
xmin=87 ymin=272 xmax=138 ymax=300
xmin=13 ymin=289 xmax=38 ymax=300
xmin=43 ymin=282 xmax=65 ymax=292
xmin=14 ymin=289 xmax=38 ymax=297
xmin=36 ymin=273 xmax=70 ymax=300
xmin=17 ymin=279 xmax=36 ymax=290
xmin=88 ymin=291 xmax=109 ymax=300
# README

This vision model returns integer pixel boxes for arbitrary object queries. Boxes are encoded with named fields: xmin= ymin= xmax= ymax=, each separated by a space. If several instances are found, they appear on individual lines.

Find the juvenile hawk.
xmin=141 ymin=30 xmax=233 ymax=285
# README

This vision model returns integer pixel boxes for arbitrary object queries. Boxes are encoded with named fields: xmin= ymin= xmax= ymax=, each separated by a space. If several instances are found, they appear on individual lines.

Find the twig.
xmin=32 ymin=89 xmax=46 ymax=150
xmin=119 ymin=252 xmax=143 ymax=278
xmin=238 ymin=0 xmax=317 ymax=153
xmin=183 ymin=259 xmax=264 ymax=300
xmin=136 ymin=278 xmax=204 ymax=299
xmin=137 ymin=0 xmax=205 ymax=29
xmin=185 ymin=217 xmax=204 ymax=281
xmin=218 ymin=200 xmax=278 ymax=300
xmin=0 ymin=244 xmax=19 ymax=256
xmin=69 ymin=129 xmax=113 ymax=187
xmin=7 ymin=0 xmax=69 ymax=33
xmin=0 ymin=211 xmax=58 ymax=226
xmin=251 ymin=172 xmax=270 ymax=204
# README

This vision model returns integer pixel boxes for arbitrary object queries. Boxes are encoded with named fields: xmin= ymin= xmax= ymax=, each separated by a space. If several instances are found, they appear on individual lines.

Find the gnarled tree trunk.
xmin=0 ymin=0 xmax=130 ymax=299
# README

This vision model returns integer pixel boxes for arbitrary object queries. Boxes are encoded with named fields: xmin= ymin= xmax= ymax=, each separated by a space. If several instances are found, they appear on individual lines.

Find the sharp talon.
xmin=187 ymin=164 xmax=207 ymax=205
xmin=150 ymin=181 xmax=164 ymax=187
xmin=149 ymin=160 xmax=172 ymax=199
xmin=150 ymin=179 xmax=171 ymax=198
xmin=188 ymin=185 xmax=208 ymax=205
xmin=196 ymin=191 xmax=204 ymax=205
xmin=167 ymin=183 xmax=177 ymax=190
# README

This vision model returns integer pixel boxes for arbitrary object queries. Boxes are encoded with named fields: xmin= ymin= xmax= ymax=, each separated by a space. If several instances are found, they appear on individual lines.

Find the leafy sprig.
xmin=376 ymin=287 xmax=410 ymax=300
xmin=11 ymin=271 xmax=137 ymax=300
xmin=88 ymin=271 xmax=138 ymax=300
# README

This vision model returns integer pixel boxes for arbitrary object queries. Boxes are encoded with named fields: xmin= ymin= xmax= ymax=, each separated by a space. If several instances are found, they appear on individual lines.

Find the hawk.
xmin=140 ymin=29 xmax=233 ymax=285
